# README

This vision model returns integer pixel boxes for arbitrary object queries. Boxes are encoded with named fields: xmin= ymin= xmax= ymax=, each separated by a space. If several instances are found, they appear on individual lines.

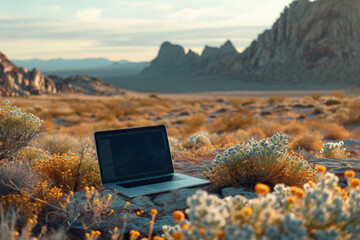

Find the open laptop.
xmin=94 ymin=125 xmax=210 ymax=197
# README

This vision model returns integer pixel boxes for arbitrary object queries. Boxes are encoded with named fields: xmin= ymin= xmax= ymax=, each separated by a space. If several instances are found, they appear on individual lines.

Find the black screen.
xmin=95 ymin=126 xmax=173 ymax=183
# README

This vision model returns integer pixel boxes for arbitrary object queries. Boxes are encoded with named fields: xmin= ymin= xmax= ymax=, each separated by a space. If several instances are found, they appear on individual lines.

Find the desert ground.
xmin=1 ymin=89 xmax=360 ymax=239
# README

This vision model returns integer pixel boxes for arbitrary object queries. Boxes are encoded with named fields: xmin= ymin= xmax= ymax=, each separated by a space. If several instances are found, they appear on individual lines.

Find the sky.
xmin=0 ymin=0 xmax=294 ymax=61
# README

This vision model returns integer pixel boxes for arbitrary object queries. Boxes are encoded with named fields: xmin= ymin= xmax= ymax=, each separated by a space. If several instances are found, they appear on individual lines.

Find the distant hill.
xmin=0 ymin=52 xmax=125 ymax=96
xmin=12 ymin=58 xmax=130 ymax=71
xmin=143 ymin=0 xmax=360 ymax=84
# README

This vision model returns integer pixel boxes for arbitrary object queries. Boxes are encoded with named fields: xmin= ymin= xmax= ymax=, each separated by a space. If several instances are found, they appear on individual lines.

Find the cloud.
xmin=167 ymin=7 xmax=227 ymax=21
xmin=116 ymin=1 xmax=176 ymax=11
xmin=77 ymin=8 xmax=104 ymax=22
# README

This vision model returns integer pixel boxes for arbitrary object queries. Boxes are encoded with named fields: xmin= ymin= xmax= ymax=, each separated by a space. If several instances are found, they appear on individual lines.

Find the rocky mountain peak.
xmin=220 ymin=40 xmax=238 ymax=55
xmin=0 ymin=52 xmax=17 ymax=74
xmin=215 ymin=0 xmax=360 ymax=83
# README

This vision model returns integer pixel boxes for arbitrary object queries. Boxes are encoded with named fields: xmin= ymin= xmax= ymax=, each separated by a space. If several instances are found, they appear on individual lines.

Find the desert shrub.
xmin=330 ymin=90 xmax=347 ymax=99
xmin=312 ymin=104 xmax=327 ymax=114
xmin=186 ymin=132 xmax=211 ymax=148
xmin=320 ymin=141 xmax=348 ymax=159
xmin=321 ymin=122 xmax=352 ymax=140
xmin=289 ymin=131 xmax=323 ymax=151
xmin=18 ymin=146 xmax=49 ymax=161
xmin=246 ymin=127 xmax=266 ymax=138
xmin=182 ymin=114 xmax=207 ymax=134
xmin=254 ymin=120 xmax=283 ymax=137
xmin=310 ymin=92 xmax=322 ymax=100
xmin=335 ymin=99 xmax=360 ymax=124
xmin=0 ymin=159 xmax=40 ymax=196
xmin=206 ymin=132 xmax=317 ymax=187
xmin=162 ymin=171 xmax=360 ymax=240
xmin=34 ymin=151 xmax=101 ymax=193
xmin=38 ymin=134 xmax=80 ymax=155
xmin=282 ymin=121 xmax=305 ymax=135
xmin=267 ymin=95 xmax=286 ymax=104
xmin=0 ymin=100 xmax=45 ymax=160
xmin=209 ymin=110 xmax=254 ymax=133
xmin=0 ymin=205 xmax=66 ymax=240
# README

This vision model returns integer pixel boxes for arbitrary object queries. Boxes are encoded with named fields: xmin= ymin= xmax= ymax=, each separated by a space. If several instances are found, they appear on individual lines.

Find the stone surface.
xmin=0 ymin=52 xmax=125 ymax=96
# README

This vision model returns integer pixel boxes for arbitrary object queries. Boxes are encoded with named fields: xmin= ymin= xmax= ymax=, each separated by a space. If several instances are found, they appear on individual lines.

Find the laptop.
xmin=94 ymin=125 xmax=210 ymax=198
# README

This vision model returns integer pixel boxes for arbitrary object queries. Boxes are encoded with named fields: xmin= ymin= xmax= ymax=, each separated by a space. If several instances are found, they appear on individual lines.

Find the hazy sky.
xmin=1 ymin=0 xmax=294 ymax=61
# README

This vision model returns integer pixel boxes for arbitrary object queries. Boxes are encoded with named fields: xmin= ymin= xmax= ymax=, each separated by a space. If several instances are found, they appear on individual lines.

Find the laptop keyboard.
xmin=117 ymin=175 xmax=184 ymax=188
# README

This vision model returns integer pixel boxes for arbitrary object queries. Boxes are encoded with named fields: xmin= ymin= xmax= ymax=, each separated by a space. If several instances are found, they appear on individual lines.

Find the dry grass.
xmin=310 ymin=92 xmax=322 ymax=100
xmin=289 ymin=131 xmax=323 ymax=151
xmin=321 ymin=122 xmax=352 ymax=140
xmin=182 ymin=113 xmax=207 ymax=134
xmin=330 ymin=90 xmax=347 ymax=99
xmin=282 ymin=121 xmax=306 ymax=135
xmin=208 ymin=109 xmax=254 ymax=133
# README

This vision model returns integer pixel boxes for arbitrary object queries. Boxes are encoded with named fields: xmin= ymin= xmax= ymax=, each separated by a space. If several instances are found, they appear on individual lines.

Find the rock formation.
xmin=215 ymin=0 xmax=360 ymax=83
xmin=0 ymin=53 xmax=57 ymax=96
xmin=142 ymin=40 xmax=239 ymax=75
xmin=144 ymin=0 xmax=360 ymax=84
xmin=0 ymin=52 xmax=124 ymax=96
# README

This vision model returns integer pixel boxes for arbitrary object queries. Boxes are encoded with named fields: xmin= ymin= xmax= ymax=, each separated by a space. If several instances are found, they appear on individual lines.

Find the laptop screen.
xmin=94 ymin=125 xmax=174 ymax=183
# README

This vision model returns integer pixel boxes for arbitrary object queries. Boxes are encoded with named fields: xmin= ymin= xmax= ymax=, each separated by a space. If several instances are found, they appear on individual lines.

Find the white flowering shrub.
xmin=162 ymin=171 xmax=360 ymax=240
xmin=0 ymin=100 xmax=44 ymax=160
xmin=206 ymin=132 xmax=317 ymax=187
xmin=187 ymin=132 xmax=211 ymax=147
xmin=320 ymin=141 xmax=347 ymax=159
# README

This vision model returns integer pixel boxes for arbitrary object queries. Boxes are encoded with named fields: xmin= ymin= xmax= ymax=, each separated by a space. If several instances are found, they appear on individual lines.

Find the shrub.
xmin=206 ymin=132 xmax=317 ymax=187
xmin=310 ymin=92 xmax=322 ymax=100
xmin=187 ymin=132 xmax=211 ymax=148
xmin=162 ymin=171 xmax=360 ymax=240
xmin=0 ymin=159 xmax=40 ymax=196
xmin=321 ymin=122 xmax=352 ymax=140
xmin=209 ymin=110 xmax=254 ymax=133
xmin=38 ymin=134 xmax=80 ymax=155
xmin=282 ymin=121 xmax=305 ymax=135
xmin=0 ymin=100 xmax=44 ymax=160
xmin=320 ymin=141 xmax=348 ymax=159
xmin=289 ymin=131 xmax=323 ymax=151
xmin=34 ymin=151 xmax=101 ymax=193
xmin=182 ymin=114 xmax=207 ymax=134
xmin=18 ymin=146 xmax=49 ymax=162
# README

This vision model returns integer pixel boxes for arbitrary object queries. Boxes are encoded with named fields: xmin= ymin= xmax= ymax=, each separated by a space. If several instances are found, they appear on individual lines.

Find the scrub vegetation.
xmin=0 ymin=92 xmax=359 ymax=239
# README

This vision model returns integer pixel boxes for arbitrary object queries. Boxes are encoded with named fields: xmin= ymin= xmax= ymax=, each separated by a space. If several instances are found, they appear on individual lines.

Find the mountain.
xmin=12 ymin=58 xmax=130 ymax=70
xmin=142 ymin=40 xmax=239 ymax=75
xmin=144 ymin=0 xmax=360 ymax=84
xmin=0 ymin=52 xmax=124 ymax=96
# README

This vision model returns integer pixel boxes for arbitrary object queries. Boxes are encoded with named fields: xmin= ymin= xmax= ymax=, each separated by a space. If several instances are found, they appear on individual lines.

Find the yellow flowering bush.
xmin=162 ymin=170 xmax=360 ymax=240
xmin=34 ymin=152 xmax=101 ymax=193
xmin=206 ymin=132 xmax=317 ymax=187
xmin=0 ymin=100 xmax=44 ymax=161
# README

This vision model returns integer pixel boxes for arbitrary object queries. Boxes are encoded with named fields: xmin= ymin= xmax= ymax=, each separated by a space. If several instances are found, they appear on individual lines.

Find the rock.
xmin=0 ymin=52 xmax=125 ymax=96
xmin=142 ymin=40 xmax=239 ymax=75
xmin=143 ymin=0 xmax=360 ymax=84
xmin=308 ymin=158 xmax=360 ymax=186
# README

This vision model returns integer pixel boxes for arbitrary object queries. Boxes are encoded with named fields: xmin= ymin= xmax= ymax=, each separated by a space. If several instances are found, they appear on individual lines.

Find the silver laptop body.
xmin=94 ymin=125 xmax=210 ymax=198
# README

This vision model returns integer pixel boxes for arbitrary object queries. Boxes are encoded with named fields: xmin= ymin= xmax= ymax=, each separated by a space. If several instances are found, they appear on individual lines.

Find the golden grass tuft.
xmin=321 ymin=122 xmax=352 ymax=140
xmin=289 ymin=131 xmax=323 ymax=151
xmin=208 ymin=109 xmax=254 ymax=133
